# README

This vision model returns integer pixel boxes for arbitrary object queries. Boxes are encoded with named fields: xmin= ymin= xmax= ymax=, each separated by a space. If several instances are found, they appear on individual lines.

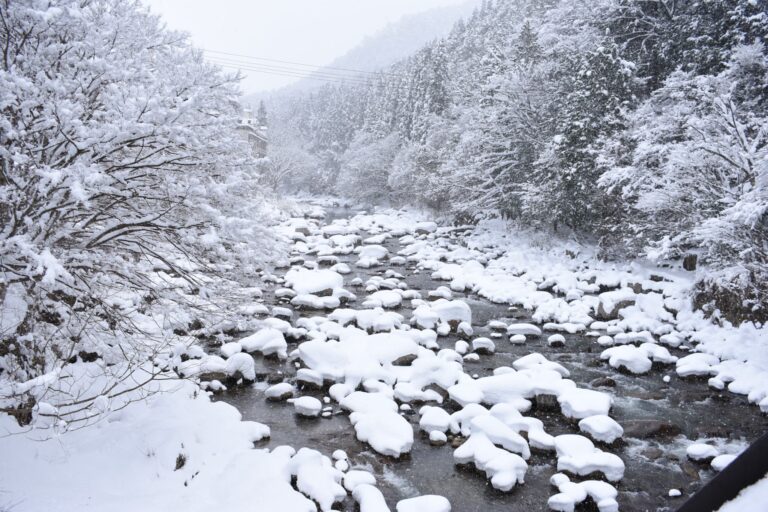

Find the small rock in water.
xmin=668 ymin=489 xmax=682 ymax=498
xmin=429 ymin=430 xmax=447 ymax=446
xmin=622 ymin=419 xmax=681 ymax=439
xmin=547 ymin=334 xmax=565 ymax=347
xmin=590 ymin=377 xmax=617 ymax=388
xmin=509 ymin=334 xmax=526 ymax=345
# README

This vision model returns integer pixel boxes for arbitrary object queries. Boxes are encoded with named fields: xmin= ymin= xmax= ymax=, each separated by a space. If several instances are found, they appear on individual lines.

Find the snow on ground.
xmin=716 ymin=472 xmax=768 ymax=512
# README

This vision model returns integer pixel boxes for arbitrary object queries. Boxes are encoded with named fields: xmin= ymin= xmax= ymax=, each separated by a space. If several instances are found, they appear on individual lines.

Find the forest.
xmin=268 ymin=0 xmax=768 ymax=323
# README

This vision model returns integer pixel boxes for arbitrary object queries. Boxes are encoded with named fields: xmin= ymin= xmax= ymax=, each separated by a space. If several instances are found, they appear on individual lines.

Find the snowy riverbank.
xmin=2 ymin=200 xmax=766 ymax=512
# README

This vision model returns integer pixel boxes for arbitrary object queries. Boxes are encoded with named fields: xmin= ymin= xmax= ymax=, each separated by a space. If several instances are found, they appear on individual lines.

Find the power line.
xmin=203 ymin=49 xmax=403 ymax=78
xmin=210 ymin=60 xmax=376 ymax=87
xmin=206 ymin=55 xmax=378 ymax=84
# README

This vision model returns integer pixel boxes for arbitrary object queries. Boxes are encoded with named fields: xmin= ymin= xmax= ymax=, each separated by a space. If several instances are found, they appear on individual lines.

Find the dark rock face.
xmin=591 ymin=377 xmax=617 ymax=388
xmin=683 ymin=254 xmax=698 ymax=271
xmin=623 ymin=419 xmax=682 ymax=439
xmin=596 ymin=299 xmax=636 ymax=321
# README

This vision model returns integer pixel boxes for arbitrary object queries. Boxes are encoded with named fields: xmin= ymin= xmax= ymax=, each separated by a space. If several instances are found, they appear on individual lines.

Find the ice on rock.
xmin=507 ymin=323 xmax=542 ymax=336
xmin=224 ymin=352 xmax=255 ymax=381
xmin=239 ymin=328 xmax=288 ymax=359
xmin=578 ymin=415 xmax=623 ymax=443
xmin=554 ymin=435 xmax=625 ymax=482
xmin=547 ymin=473 xmax=619 ymax=512
xmin=353 ymin=484 xmax=392 ymax=512
xmin=453 ymin=432 xmax=528 ymax=491
xmin=396 ymin=495 xmax=451 ymax=512
xmin=558 ymin=388 xmax=612 ymax=419
xmin=294 ymin=396 xmax=323 ymax=417
xmin=285 ymin=268 xmax=344 ymax=295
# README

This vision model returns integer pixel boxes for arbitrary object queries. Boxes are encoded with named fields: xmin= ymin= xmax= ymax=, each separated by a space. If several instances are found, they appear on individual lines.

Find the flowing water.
xmin=213 ymin=206 xmax=767 ymax=512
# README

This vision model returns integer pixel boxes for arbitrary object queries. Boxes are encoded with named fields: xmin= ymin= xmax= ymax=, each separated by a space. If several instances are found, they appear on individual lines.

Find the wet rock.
xmin=535 ymin=394 xmax=559 ymax=411
xmin=596 ymin=299 xmax=636 ymax=321
xmin=683 ymin=254 xmax=698 ymax=271
xmin=449 ymin=436 xmax=465 ymax=448
xmin=393 ymin=354 xmax=418 ymax=366
xmin=680 ymin=461 xmax=701 ymax=481
xmin=199 ymin=371 xmax=228 ymax=382
xmin=623 ymin=419 xmax=682 ymax=439
xmin=266 ymin=372 xmax=285 ymax=384
xmin=641 ymin=446 xmax=664 ymax=460
xmin=590 ymin=377 xmax=617 ymax=388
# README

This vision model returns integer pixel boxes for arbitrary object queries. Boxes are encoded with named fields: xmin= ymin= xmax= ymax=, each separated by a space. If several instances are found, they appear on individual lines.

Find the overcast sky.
xmin=142 ymin=0 xmax=470 ymax=94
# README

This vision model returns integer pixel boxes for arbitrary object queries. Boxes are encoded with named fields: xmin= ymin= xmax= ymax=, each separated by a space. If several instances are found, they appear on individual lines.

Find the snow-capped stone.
xmin=396 ymin=495 xmax=451 ymax=512
xmin=285 ymin=268 xmax=344 ymax=295
xmin=558 ymin=388 xmax=612 ymax=420
xmin=554 ymin=435 xmax=625 ymax=482
xmin=472 ymin=337 xmax=495 ymax=354
xmin=239 ymin=328 xmax=288 ymax=358
xmin=686 ymin=443 xmax=719 ymax=462
xmin=265 ymin=382 xmax=295 ymax=401
xmin=294 ymin=396 xmax=322 ymax=417
xmin=507 ymin=323 xmax=542 ymax=336
xmin=578 ymin=415 xmax=623 ymax=444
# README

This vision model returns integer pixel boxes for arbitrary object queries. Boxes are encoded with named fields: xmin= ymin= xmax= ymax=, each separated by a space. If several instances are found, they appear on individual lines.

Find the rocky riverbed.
xmin=206 ymin=202 xmax=766 ymax=512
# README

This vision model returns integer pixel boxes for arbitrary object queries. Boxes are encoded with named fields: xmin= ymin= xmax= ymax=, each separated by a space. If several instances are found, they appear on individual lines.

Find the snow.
xmin=265 ymin=382 xmax=295 ymax=400
xmin=578 ymin=415 xmax=624 ymax=444
xmin=507 ymin=323 xmax=542 ymax=336
xmin=685 ymin=444 xmax=722 ymax=466
xmin=285 ymin=268 xmax=345 ymax=294
xmin=554 ymin=435 xmax=625 ymax=482
xmin=353 ymin=484 xmax=391 ymax=512
xmin=239 ymin=328 xmax=288 ymax=358
xmin=558 ymin=388 xmax=613 ymax=420
xmin=224 ymin=352 xmax=256 ymax=381
xmin=548 ymin=473 xmax=618 ymax=512
xmin=716 ymin=472 xmax=768 ymax=512
xmin=712 ymin=453 xmax=738 ymax=471
xmin=454 ymin=432 xmax=528 ymax=491
xmin=600 ymin=343 xmax=678 ymax=374
xmin=293 ymin=396 xmax=323 ymax=417
xmin=396 ymin=495 xmax=451 ymax=512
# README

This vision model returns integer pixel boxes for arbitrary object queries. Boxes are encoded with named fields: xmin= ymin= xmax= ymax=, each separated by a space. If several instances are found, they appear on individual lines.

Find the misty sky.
xmin=142 ymin=0 xmax=470 ymax=94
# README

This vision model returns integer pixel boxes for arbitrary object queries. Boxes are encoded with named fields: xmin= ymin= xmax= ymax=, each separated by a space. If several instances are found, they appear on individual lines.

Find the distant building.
xmin=237 ymin=108 xmax=268 ymax=157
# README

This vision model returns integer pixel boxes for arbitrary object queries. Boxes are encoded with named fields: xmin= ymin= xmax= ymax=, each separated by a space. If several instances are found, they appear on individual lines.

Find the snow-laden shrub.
xmin=0 ymin=0 xmax=281 ymax=429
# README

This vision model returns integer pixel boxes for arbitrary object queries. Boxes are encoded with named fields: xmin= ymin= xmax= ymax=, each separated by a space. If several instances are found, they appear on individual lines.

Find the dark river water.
xmin=213 ymin=206 xmax=767 ymax=512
